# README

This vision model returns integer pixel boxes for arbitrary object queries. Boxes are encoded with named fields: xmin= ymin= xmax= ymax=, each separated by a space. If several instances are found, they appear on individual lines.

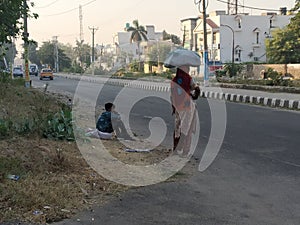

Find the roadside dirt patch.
xmin=0 ymin=77 xmax=193 ymax=224
xmin=0 ymin=137 xmax=127 ymax=224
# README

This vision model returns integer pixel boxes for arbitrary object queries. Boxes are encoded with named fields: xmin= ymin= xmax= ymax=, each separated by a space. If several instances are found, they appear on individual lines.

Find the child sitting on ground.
xmin=96 ymin=102 xmax=120 ymax=135
xmin=95 ymin=102 xmax=131 ymax=140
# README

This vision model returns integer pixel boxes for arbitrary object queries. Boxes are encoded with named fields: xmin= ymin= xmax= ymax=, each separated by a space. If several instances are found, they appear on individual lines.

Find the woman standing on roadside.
xmin=171 ymin=65 xmax=200 ymax=157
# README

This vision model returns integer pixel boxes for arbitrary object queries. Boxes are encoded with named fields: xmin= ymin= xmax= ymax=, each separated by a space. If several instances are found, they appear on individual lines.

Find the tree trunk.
xmin=284 ymin=63 xmax=288 ymax=76
xmin=137 ymin=41 xmax=141 ymax=72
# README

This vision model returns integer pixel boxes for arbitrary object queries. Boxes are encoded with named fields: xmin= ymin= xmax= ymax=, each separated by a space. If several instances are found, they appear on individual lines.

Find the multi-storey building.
xmin=181 ymin=10 xmax=293 ymax=64
xmin=114 ymin=25 xmax=163 ymax=62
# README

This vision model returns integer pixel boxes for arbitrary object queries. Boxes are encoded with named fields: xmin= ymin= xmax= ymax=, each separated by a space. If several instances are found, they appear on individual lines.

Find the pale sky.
xmin=27 ymin=0 xmax=295 ymax=47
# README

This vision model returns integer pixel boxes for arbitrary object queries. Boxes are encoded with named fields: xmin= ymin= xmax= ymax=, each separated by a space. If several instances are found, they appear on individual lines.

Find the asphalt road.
xmin=32 ymin=76 xmax=300 ymax=225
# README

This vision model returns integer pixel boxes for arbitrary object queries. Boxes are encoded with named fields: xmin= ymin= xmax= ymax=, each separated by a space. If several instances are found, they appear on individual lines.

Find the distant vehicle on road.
xmin=13 ymin=67 xmax=23 ymax=78
xmin=1 ymin=68 xmax=10 ymax=73
xmin=40 ymin=68 xmax=53 ymax=80
xmin=29 ymin=64 xmax=39 ymax=76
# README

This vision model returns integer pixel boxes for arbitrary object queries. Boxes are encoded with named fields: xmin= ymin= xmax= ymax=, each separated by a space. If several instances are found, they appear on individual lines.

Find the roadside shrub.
xmin=43 ymin=109 xmax=74 ymax=141
xmin=115 ymin=68 xmax=125 ymax=76
xmin=71 ymin=63 xmax=84 ymax=74
xmin=215 ymin=69 xmax=226 ymax=78
xmin=159 ymin=70 xmax=174 ymax=80
xmin=129 ymin=60 xmax=139 ymax=72
xmin=0 ymin=71 xmax=10 ymax=83
xmin=13 ymin=118 xmax=37 ymax=135
xmin=223 ymin=63 xmax=244 ymax=77
xmin=265 ymin=68 xmax=281 ymax=81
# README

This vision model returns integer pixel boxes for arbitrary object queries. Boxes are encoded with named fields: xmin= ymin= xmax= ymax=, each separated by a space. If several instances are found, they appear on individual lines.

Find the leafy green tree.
xmin=291 ymin=0 xmax=300 ymax=11
xmin=127 ymin=20 xmax=148 ymax=71
xmin=266 ymin=1 xmax=300 ymax=74
xmin=162 ymin=30 xmax=181 ymax=45
xmin=37 ymin=42 xmax=54 ymax=68
xmin=59 ymin=43 xmax=76 ymax=63
xmin=37 ymin=41 xmax=71 ymax=71
xmin=0 ymin=0 xmax=38 ymax=45
xmin=0 ymin=42 xmax=17 ymax=68
xmin=147 ymin=43 xmax=172 ymax=71
xmin=28 ymin=42 xmax=40 ymax=66
xmin=59 ymin=51 xmax=72 ymax=71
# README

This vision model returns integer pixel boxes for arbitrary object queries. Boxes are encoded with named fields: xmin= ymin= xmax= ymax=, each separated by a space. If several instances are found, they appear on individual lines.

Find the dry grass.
xmin=0 ymin=79 xmax=127 ymax=223
xmin=0 ymin=138 xmax=126 ymax=224
xmin=102 ymin=139 xmax=172 ymax=166
xmin=0 ymin=76 xmax=189 ymax=224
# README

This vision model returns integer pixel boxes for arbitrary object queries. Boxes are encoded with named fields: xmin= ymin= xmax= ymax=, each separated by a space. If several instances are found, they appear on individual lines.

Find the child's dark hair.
xmin=105 ymin=102 xmax=114 ymax=111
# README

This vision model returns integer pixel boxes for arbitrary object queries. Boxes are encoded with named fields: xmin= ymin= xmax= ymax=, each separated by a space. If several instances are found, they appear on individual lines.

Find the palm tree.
xmin=127 ymin=20 xmax=148 ymax=71
xmin=74 ymin=40 xmax=91 ymax=69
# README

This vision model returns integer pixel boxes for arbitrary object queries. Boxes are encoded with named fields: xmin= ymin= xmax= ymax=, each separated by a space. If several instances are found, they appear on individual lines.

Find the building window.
xmin=235 ymin=46 xmax=242 ymax=62
xmin=253 ymin=28 xmax=261 ymax=45
xmin=235 ymin=15 xmax=242 ymax=29
xmin=270 ymin=19 xmax=273 ymax=28
xmin=212 ymin=33 xmax=217 ymax=44
xmin=237 ymin=49 xmax=241 ymax=61
xmin=238 ymin=19 xmax=241 ymax=29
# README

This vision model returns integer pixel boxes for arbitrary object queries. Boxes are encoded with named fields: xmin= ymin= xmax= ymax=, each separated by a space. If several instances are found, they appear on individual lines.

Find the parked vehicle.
xmin=29 ymin=64 xmax=39 ymax=76
xmin=40 ymin=68 xmax=53 ymax=80
xmin=13 ymin=67 xmax=23 ymax=78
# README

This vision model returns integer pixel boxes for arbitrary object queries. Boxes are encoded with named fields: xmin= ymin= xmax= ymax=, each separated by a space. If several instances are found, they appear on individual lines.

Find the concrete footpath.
xmin=56 ymin=73 xmax=300 ymax=110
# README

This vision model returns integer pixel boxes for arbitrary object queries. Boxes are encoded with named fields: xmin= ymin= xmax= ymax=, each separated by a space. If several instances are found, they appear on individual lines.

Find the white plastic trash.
xmin=98 ymin=131 xmax=113 ymax=140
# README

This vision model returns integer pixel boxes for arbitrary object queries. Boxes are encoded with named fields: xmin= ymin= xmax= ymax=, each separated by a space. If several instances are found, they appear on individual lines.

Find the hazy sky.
xmin=27 ymin=0 xmax=295 ymax=47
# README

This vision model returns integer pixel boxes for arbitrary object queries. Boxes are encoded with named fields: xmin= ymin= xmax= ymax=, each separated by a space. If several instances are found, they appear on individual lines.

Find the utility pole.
xmin=89 ymin=26 xmax=98 ymax=62
xmin=52 ymin=36 xmax=59 ymax=72
xmin=202 ymin=0 xmax=209 ymax=86
xmin=182 ymin=26 xmax=186 ymax=47
xmin=89 ymin=26 xmax=98 ymax=75
xmin=23 ymin=0 xmax=30 ymax=87
xmin=99 ymin=43 xmax=104 ymax=70
xmin=157 ymin=40 xmax=160 ymax=73
xmin=228 ymin=0 xmax=239 ymax=15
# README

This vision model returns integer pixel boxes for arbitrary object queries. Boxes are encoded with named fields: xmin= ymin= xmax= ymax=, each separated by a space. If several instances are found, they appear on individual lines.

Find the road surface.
xmin=32 ymin=76 xmax=300 ymax=225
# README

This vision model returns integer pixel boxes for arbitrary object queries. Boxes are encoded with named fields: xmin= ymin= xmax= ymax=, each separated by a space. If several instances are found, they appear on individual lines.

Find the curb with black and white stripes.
xmin=200 ymin=91 xmax=300 ymax=110
xmin=57 ymin=74 xmax=300 ymax=110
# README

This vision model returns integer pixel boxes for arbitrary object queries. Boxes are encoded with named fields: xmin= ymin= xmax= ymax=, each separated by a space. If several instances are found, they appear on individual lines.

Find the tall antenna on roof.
xmin=227 ymin=0 xmax=240 ymax=15
xmin=79 ymin=5 xmax=84 ymax=41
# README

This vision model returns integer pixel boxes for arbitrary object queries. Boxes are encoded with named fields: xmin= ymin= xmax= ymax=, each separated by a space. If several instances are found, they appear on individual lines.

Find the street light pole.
xmin=221 ymin=24 xmax=235 ymax=76
xmin=89 ymin=26 xmax=98 ymax=75
xmin=52 ymin=36 xmax=59 ymax=72
xmin=202 ymin=0 xmax=209 ymax=86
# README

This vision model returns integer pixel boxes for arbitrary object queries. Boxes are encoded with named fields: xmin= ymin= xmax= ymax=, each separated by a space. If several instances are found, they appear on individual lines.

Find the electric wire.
xmin=42 ymin=0 xmax=97 ymax=17
xmin=216 ymin=0 xmax=288 ymax=12
xmin=194 ymin=0 xmax=209 ymax=14
xmin=35 ymin=0 xmax=60 ymax=9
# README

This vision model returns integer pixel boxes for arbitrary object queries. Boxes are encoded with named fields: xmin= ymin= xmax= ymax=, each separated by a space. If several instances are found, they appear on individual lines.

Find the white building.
xmin=180 ymin=17 xmax=198 ymax=50
xmin=181 ymin=10 xmax=293 ymax=63
xmin=114 ymin=25 xmax=163 ymax=62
